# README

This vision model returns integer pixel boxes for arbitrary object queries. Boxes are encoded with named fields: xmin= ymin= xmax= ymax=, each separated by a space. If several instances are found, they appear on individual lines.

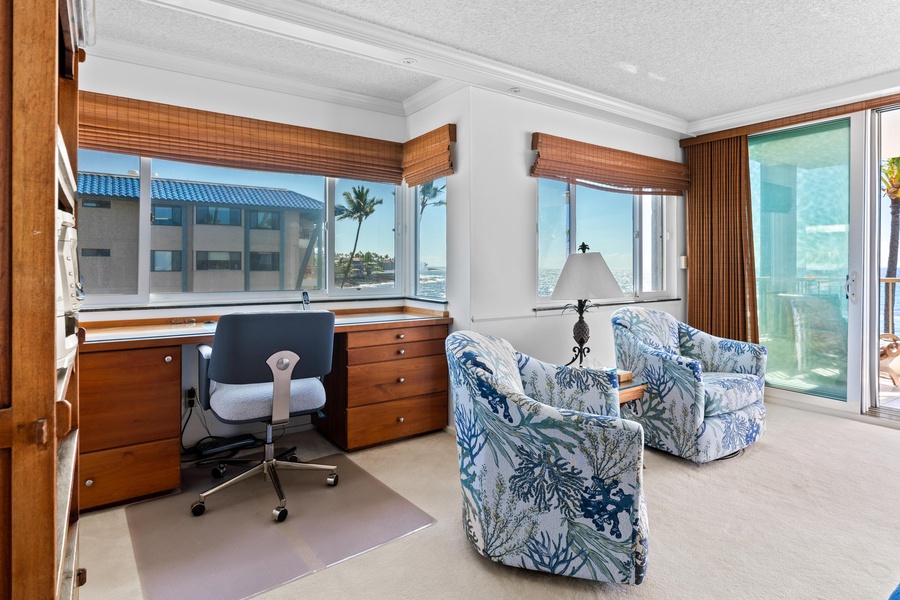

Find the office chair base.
xmin=190 ymin=456 xmax=338 ymax=522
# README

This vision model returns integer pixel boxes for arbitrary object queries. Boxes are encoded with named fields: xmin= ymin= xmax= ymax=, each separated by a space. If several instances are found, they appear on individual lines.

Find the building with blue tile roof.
xmin=78 ymin=173 xmax=324 ymax=211
xmin=76 ymin=173 xmax=325 ymax=294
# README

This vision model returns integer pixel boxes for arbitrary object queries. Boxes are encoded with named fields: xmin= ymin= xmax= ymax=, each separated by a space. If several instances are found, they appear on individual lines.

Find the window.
xmin=537 ymin=179 xmax=670 ymax=299
xmin=196 ymin=206 xmax=242 ymax=226
xmin=196 ymin=251 xmax=241 ymax=271
xmin=152 ymin=205 xmax=182 ymax=226
xmin=76 ymin=150 xmax=403 ymax=305
xmin=250 ymin=252 xmax=280 ymax=271
xmin=415 ymin=178 xmax=446 ymax=300
xmin=249 ymin=210 xmax=280 ymax=230
xmin=151 ymin=250 xmax=182 ymax=272
xmin=333 ymin=179 xmax=397 ymax=291
xmin=82 ymin=199 xmax=111 ymax=209
xmin=82 ymin=248 xmax=111 ymax=257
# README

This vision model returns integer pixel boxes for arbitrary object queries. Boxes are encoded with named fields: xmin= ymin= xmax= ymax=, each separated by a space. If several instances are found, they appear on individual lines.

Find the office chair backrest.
xmin=208 ymin=311 xmax=335 ymax=385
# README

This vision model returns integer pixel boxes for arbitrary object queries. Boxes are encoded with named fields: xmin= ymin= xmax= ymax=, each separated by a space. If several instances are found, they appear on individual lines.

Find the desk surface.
xmin=82 ymin=312 xmax=452 ymax=352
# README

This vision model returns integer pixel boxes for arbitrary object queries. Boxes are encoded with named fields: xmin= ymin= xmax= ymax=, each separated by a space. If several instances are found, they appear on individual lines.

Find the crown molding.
xmin=403 ymin=80 xmax=467 ymax=117
xmin=145 ymin=0 xmax=690 ymax=137
xmin=86 ymin=37 xmax=408 ymax=117
xmin=686 ymin=69 xmax=900 ymax=136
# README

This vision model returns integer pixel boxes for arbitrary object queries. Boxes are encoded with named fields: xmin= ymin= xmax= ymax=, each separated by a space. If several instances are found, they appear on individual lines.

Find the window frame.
xmin=150 ymin=249 xmax=182 ymax=272
xmin=77 ymin=152 xmax=406 ymax=308
xmin=151 ymin=203 xmax=182 ymax=226
xmin=535 ymin=180 xmax=676 ymax=305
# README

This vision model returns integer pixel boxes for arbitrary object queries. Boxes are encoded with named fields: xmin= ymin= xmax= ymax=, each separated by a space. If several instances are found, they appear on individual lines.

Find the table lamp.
xmin=551 ymin=242 xmax=623 ymax=366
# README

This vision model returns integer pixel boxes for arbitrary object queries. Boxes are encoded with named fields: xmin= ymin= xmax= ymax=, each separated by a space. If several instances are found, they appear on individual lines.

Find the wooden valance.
xmin=402 ymin=124 xmax=456 ymax=187
xmin=78 ymin=92 xmax=404 ymax=184
xmin=531 ymin=132 xmax=690 ymax=195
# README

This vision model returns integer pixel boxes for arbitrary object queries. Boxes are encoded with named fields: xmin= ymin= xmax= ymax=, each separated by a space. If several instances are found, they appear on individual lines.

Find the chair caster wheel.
xmin=287 ymin=454 xmax=299 ymax=463
xmin=326 ymin=473 xmax=339 ymax=486
xmin=273 ymin=507 xmax=288 ymax=522
xmin=211 ymin=465 xmax=226 ymax=479
xmin=191 ymin=501 xmax=206 ymax=517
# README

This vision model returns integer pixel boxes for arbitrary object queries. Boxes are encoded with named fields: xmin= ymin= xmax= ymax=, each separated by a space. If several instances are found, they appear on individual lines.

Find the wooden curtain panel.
xmin=530 ymin=132 xmax=690 ymax=195
xmin=402 ymin=124 xmax=456 ymax=187
xmin=78 ymin=92 xmax=404 ymax=184
xmin=684 ymin=135 xmax=759 ymax=343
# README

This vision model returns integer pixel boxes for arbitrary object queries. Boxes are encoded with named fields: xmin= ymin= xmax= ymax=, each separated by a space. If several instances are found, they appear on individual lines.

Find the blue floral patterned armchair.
xmin=611 ymin=307 xmax=767 ymax=463
xmin=445 ymin=330 xmax=649 ymax=584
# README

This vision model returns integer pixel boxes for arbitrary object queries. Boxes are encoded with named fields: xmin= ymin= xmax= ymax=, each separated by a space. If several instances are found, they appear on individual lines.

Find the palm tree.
xmin=418 ymin=180 xmax=446 ymax=223
xmin=883 ymin=157 xmax=900 ymax=332
xmin=337 ymin=185 xmax=383 ymax=288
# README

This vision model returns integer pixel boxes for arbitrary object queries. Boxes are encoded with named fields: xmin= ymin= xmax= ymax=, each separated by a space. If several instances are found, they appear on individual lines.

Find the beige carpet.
xmin=125 ymin=453 xmax=435 ymax=600
xmin=81 ymin=404 xmax=900 ymax=599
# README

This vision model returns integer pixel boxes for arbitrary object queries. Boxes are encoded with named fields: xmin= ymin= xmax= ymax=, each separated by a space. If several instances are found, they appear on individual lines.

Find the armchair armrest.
xmin=614 ymin=329 xmax=705 ymax=429
xmin=678 ymin=322 xmax=767 ymax=376
xmin=197 ymin=344 xmax=212 ymax=411
xmin=517 ymin=352 xmax=620 ymax=416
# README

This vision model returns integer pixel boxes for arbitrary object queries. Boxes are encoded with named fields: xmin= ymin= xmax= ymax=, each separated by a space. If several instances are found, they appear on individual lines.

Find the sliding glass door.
xmin=749 ymin=119 xmax=854 ymax=401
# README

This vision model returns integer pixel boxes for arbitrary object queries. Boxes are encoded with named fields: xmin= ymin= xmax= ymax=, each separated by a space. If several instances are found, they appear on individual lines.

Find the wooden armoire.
xmin=1 ymin=1 xmax=88 ymax=598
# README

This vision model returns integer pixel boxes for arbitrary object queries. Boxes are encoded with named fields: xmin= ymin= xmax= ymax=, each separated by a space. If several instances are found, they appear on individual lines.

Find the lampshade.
xmin=551 ymin=252 xmax=623 ymax=300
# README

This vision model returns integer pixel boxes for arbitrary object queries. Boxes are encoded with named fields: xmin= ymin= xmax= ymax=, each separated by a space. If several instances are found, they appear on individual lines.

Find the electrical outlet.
xmin=184 ymin=387 xmax=196 ymax=409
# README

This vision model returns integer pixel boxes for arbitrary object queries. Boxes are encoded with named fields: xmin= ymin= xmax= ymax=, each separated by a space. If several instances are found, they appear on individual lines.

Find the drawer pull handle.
xmin=398 ymin=349 xmax=405 ymax=355
xmin=398 ymin=334 xmax=405 ymax=339
xmin=398 ymin=377 xmax=405 ymax=383
xmin=397 ymin=417 xmax=405 ymax=423
xmin=164 ymin=356 xmax=173 ymax=363
xmin=85 ymin=479 xmax=94 ymax=487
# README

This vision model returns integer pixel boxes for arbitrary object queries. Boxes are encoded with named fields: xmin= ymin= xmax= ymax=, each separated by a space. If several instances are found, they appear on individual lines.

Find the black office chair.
xmin=190 ymin=310 xmax=338 ymax=522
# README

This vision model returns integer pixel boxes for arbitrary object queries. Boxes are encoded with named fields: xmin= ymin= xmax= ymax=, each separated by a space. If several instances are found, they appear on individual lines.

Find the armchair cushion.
xmin=702 ymin=373 xmax=764 ymax=416
xmin=518 ymin=353 xmax=621 ymax=416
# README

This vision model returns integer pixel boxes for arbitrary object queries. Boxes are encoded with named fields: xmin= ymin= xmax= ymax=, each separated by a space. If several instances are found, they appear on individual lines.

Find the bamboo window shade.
xmin=402 ymin=124 xmax=456 ymax=187
xmin=78 ymin=92 xmax=406 ymax=184
xmin=684 ymin=135 xmax=759 ymax=343
xmin=530 ymin=132 xmax=690 ymax=195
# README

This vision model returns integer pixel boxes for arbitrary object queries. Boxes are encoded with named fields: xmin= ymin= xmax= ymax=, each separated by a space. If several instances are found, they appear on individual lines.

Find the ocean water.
xmin=418 ymin=267 xmax=447 ymax=299
xmin=410 ymin=267 xmax=635 ymax=300
xmin=538 ymin=268 xmax=634 ymax=297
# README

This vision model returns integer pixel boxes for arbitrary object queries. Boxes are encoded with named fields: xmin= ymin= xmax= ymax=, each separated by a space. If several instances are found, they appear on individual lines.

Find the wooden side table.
xmin=618 ymin=380 xmax=647 ymax=404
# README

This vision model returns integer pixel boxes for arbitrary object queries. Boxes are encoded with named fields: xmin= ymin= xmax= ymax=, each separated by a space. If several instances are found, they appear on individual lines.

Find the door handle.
xmin=845 ymin=272 xmax=858 ymax=304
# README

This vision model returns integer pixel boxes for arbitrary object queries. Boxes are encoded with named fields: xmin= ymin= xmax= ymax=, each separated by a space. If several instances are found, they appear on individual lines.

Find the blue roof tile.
xmin=77 ymin=173 xmax=323 ymax=211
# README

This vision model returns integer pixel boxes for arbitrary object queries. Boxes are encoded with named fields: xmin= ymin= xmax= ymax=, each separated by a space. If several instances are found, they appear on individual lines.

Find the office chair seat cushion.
xmin=209 ymin=377 xmax=326 ymax=423
xmin=702 ymin=372 xmax=764 ymax=417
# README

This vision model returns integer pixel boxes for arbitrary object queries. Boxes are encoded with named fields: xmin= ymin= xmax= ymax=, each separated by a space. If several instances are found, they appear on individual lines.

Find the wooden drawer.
xmin=346 ymin=324 xmax=448 ymax=348
xmin=347 ymin=355 xmax=448 ymax=407
xmin=346 ymin=393 xmax=448 ymax=449
xmin=348 ymin=338 xmax=445 ymax=365
xmin=80 ymin=345 xmax=182 ymax=453
xmin=80 ymin=438 xmax=181 ymax=510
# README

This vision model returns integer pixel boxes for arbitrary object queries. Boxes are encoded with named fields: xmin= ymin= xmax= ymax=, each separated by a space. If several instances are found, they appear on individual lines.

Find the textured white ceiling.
xmin=299 ymin=0 xmax=900 ymax=122
xmin=100 ymin=0 xmax=900 ymax=126
xmin=96 ymin=0 xmax=440 ymax=102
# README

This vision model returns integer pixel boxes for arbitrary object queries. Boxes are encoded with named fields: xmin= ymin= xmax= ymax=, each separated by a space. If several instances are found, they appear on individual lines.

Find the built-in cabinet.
xmin=1 ymin=1 xmax=89 ymax=597
xmin=78 ymin=346 xmax=182 ymax=509
xmin=317 ymin=319 xmax=451 ymax=450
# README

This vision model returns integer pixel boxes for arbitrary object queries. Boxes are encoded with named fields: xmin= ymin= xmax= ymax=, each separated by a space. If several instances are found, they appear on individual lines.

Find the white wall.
xmin=82 ymin=57 xmax=691 ymax=439
xmin=425 ymin=87 xmax=687 ymax=367
xmin=80 ymin=55 xmax=407 ymax=141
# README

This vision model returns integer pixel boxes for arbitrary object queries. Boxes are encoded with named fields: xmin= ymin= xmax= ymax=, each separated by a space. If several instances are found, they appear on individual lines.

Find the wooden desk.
xmin=79 ymin=312 xmax=451 ymax=508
